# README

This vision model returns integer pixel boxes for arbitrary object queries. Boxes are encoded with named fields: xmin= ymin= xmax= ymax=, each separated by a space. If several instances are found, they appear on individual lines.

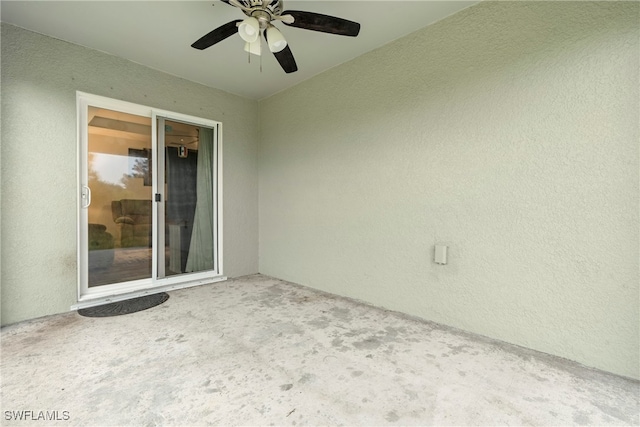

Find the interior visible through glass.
xmin=164 ymin=119 xmax=215 ymax=276
xmin=86 ymin=109 xmax=216 ymax=287
xmin=87 ymin=107 xmax=152 ymax=287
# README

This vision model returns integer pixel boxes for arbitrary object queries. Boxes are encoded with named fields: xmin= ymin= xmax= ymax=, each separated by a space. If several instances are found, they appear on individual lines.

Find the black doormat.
xmin=78 ymin=292 xmax=169 ymax=317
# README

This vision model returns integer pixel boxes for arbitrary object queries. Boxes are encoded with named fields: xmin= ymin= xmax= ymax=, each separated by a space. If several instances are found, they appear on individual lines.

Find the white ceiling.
xmin=1 ymin=1 xmax=479 ymax=100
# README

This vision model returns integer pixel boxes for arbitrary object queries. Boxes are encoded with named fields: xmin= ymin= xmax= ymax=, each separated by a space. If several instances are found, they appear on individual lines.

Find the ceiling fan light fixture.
xmin=238 ymin=17 xmax=260 ymax=43
xmin=266 ymin=25 xmax=287 ymax=53
xmin=244 ymin=39 xmax=262 ymax=56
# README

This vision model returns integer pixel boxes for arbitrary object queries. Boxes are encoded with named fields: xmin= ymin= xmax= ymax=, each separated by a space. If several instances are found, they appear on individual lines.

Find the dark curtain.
xmin=166 ymin=147 xmax=198 ymax=271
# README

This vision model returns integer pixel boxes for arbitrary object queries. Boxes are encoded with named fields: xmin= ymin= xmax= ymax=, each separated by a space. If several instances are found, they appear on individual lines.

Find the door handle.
xmin=81 ymin=185 xmax=92 ymax=208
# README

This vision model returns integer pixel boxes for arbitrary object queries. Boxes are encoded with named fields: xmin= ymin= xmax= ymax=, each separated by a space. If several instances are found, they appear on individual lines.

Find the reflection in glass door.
xmin=160 ymin=119 xmax=216 ymax=278
xmin=86 ymin=107 xmax=153 ymax=287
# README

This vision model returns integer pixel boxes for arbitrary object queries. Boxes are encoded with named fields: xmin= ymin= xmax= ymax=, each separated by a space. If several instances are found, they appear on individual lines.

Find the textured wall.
xmin=259 ymin=2 xmax=639 ymax=378
xmin=1 ymin=24 xmax=259 ymax=325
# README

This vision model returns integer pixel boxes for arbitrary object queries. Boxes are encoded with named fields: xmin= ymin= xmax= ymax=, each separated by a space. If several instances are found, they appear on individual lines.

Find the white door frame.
xmin=76 ymin=92 xmax=224 ymax=306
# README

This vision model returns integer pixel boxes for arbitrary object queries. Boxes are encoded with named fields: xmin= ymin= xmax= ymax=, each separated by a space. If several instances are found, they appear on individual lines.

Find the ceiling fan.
xmin=191 ymin=0 xmax=361 ymax=73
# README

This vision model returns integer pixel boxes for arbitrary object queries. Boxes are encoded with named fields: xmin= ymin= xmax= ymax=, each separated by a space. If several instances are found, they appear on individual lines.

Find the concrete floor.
xmin=1 ymin=274 xmax=638 ymax=426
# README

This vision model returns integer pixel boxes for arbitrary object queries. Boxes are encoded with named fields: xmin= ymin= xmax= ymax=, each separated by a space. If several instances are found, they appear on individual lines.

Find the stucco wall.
xmin=259 ymin=2 xmax=639 ymax=379
xmin=1 ymin=24 xmax=259 ymax=325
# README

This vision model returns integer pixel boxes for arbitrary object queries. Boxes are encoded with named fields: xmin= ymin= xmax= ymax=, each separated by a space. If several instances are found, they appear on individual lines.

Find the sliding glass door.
xmin=158 ymin=118 xmax=218 ymax=278
xmin=78 ymin=93 xmax=222 ymax=301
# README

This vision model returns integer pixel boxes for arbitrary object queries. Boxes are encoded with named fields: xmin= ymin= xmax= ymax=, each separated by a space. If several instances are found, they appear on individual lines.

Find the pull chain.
xmin=260 ymin=29 xmax=263 ymax=72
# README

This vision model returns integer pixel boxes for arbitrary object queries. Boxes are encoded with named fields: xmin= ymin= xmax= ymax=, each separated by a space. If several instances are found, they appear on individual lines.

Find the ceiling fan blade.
xmin=191 ymin=20 xmax=242 ymax=50
xmin=272 ymin=44 xmax=298 ymax=73
xmin=281 ymin=10 xmax=360 ymax=36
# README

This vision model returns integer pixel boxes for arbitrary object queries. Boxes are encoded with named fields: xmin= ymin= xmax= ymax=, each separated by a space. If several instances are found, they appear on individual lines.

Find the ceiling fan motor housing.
xmin=240 ymin=0 xmax=283 ymax=17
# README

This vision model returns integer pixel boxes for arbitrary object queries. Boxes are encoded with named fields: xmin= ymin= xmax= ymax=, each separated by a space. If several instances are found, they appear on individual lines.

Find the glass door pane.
xmin=87 ymin=106 xmax=153 ymax=287
xmin=162 ymin=119 xmax=215 ymax=277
